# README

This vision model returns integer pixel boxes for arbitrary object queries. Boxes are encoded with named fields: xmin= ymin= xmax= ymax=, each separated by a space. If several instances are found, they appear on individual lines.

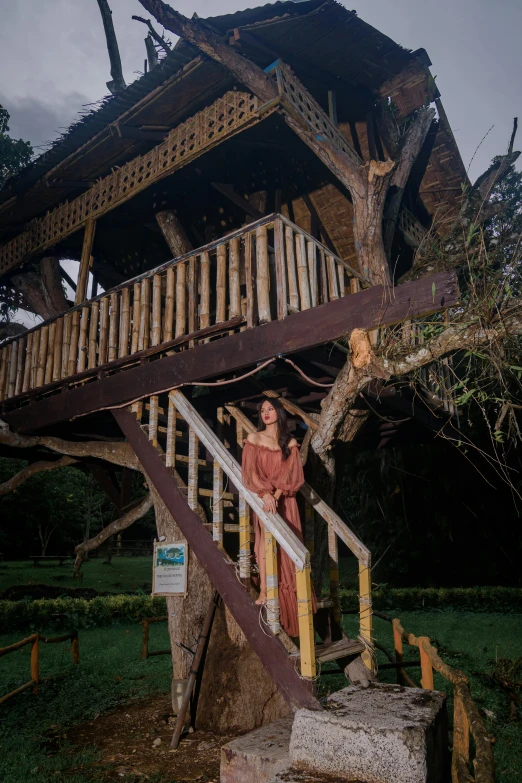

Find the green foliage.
xmin=0 ymin=105 xmax=32 ymax=187
xmin=0 ymin=594 xmax=167 ymax=634
xmin=339 ymin=585 xmax=522 ymax=613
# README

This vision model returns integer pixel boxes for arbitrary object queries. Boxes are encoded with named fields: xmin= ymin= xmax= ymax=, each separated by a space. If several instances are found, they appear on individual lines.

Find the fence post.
xmin=393 ymin=619 xmax=405 ymax=685
xmin=71 ymin=631 xmax=80 ymax=664
xmin=452 ymin=685 xmax=470 ymax=783
xmin=296 ymin=564 xmax=316 ymax=680
xmin=358 ymin=561 xmax=373 ymax=672
xmin=141 ymin=619 xmax=149 ymax=660
xmin=31 ymin=634 xmax=39 ymax=691
xmin=419 ymin=637 xmax=434 ymax=690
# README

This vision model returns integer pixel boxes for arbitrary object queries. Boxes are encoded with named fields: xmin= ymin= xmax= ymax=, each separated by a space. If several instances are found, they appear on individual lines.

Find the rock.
xmin=152 ymin=738 xmax=162 ymax=747
xmin=220 ymin=716 xmax=293 ymax=783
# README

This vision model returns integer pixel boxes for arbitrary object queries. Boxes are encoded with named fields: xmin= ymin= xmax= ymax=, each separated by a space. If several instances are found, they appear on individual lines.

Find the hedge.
xmin=340 ymin=586 xmax=522 ymax=613
xmin=0 ymin=594 xmax=167 ymax=634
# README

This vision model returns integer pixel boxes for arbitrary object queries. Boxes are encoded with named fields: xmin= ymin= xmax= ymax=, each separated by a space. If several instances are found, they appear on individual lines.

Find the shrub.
xmin=340 ymin=586 xmax=522 ymax=613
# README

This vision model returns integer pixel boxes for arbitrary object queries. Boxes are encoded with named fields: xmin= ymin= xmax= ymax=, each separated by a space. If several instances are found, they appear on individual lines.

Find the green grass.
xmin=319 ymin=610 xmax=522 ymax=783
xmin=0 ymin=622 xmax=171 ymax=783
xmin=0 ymin=557 xmax=154 ymax=595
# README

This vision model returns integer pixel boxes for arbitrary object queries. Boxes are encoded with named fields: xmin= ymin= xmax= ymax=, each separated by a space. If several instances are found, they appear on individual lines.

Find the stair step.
xmin=315 ymin=638 xmax=365 ymax=663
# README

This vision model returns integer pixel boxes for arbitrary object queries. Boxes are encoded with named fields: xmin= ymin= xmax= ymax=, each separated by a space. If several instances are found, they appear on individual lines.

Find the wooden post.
xmin=274 ymin=218 xmax=288 ymax=320
xmin=212 ymin=460 xmax=224 ymax=549
xmin=265 ymin=530 xmax=280 ymax=634
xmin=419 ymin=638 xmax=434 ymax=690
xmin=393 ymin=619 xmax=405 ymax=685
xmin=149 ymin=396 xmax=159 ymax=447
xmin=98 ymin=296 xmax=110 ymax=364
xmin=244 ymin=232 xmax=256 ymax=329
xmin=327 ymin=254 xmax=340 ymax=300
xmin=119 ymin=287 xmax=131 ymax=358
xmin=238 ymin=494 xmax=251 ymax=582
xmin=36 ymin=326 xmax=48 ymax=387
xmin=228 ymin=238 xmax=241 ymax=319
xmin=256 ymin=225 xmax=271 ymax=323
xmin=22 ymin=334 xmax=33 ymax=393
xmin=295 ymin=233 xmax=312 ymax=310
xmin=141 ymin=619 xmax=150 ymax=660
xmin=188 ymin=426 xmax=198 ymax=511
xmin=88 ymin=301 xmax=99 ymax=369
xmin=296 ymin=565 xmax=316 ymax=679
xmin=452 ymin=687 xmax=470 ymax=782
xmin=151 ymin=275 xmax=162 ymax=347
xmin=15 ymin=336 xmax=26 ymax=396
xmin=71 ymin=630 xmax=80 ymax=664
xmin=61 ymin=316 xmax=71 ymax=379
xmin=307 ymin=240 xmax=318 ymax=308
xmin=108 ymin=292 xmax=119 ymax=361
xmin=285 ymin=226 xmax=299 ymax=312
xmin=358 ymin=561 xmax=373 ymax=672
xmin=138 ymin=279 xmax=150 ymax=352
xmin=131 ymin=282 xmax=141 ymax=354
xmin=164 ymin=268 xmax=175 ymax=342
xmin=67 ymin=311 xmax=81 ymax=376
xmin=166 ymin=397 xmax=177 ymax=469
xmin=199 ymin=252 xmax=210 ymax=330
xmin=216 ymin=244 xmax=227 ymax=323
xmin=31 ymin=634 xmax=40 ymax=688
xmin=328 ymin=527 xmax=341 ymax=626
xmin=75 ymin=218 xmax=96 ymax=305
xmin=304 ymin=502 xmax=315 ymax=555
xmin=77 ymin=307 xmax=89 ymax=373
xmin=175 ymin=263 xmax=187 ymax=337
xmin=52 ymin=317 xmax=64 ymax=382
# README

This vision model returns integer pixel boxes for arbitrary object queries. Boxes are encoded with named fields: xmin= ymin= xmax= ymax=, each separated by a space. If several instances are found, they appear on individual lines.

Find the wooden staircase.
xmin=112 ymin=389 xmax=373 ymax=711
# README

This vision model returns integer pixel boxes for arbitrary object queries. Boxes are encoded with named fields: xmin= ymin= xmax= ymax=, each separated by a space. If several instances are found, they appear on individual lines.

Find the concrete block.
xmin=268 ymin=770 xmax=354 ymax=783
xmin=290 ymin=683 xmax=448 ymax=783
xmin=220 ymin=716 xmax=293 ymax=783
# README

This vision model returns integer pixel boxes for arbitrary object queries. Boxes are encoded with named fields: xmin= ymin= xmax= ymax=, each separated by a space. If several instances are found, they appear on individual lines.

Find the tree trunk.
xmin=96 ymin=0 xmax=126 ymax=95
xmin=11 ymin=256 xmax=68 ymax=320
xmin=149 ymin=484 xmax=288 ymax=732
xmin=155 ymin=211 xmax=193 ymax=257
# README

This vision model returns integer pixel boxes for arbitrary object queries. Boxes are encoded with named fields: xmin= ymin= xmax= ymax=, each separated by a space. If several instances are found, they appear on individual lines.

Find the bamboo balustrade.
xmin=0 ymin=214 xmax=364 ymax=405
xmin=0 ymin=630 xmax=80 ymax=705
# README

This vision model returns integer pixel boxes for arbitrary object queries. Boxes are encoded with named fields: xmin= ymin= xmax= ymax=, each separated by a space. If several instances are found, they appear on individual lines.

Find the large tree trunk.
xmin=155 ymin=211 xmax=193 ymax=257
xmin=11 ymin=256 xmax=68 ymax=320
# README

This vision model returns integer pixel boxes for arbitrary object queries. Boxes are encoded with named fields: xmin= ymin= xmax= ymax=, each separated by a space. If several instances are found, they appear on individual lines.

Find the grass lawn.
xmin=0 ymin=622 xmax=172 ymax=783
xmin=0 ymin=557 xmax=154 ymax=595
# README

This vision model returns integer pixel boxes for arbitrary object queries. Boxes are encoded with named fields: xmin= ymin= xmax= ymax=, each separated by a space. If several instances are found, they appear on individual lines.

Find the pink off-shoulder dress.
xmin=241 ymin=439 xmax=316 ymax=637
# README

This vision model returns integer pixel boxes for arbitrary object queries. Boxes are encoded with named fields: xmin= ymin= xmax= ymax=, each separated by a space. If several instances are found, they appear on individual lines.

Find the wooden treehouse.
xmin=0 ymin=1 xmax=464 ymax=714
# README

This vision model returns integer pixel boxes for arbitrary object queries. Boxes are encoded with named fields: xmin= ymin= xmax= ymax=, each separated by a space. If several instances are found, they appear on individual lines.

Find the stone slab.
xmin=269 ymin=769 xmax=361 ymax=783
xmin=290 ymin=683 xmax=448 ymax=783
xmin=220 ymin=716 xmax=293 ymax=783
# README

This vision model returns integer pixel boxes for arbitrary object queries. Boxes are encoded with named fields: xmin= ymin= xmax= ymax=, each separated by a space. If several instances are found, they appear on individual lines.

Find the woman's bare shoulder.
xmin=246 ymin=432 xmax=261 ymax=445
xmin=288 ymin=438 xmax=298 ymax=449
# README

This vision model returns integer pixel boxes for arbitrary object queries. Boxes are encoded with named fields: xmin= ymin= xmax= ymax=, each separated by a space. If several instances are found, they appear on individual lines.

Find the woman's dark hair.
xmin=257 ymin=397 xmax=292 ymax=460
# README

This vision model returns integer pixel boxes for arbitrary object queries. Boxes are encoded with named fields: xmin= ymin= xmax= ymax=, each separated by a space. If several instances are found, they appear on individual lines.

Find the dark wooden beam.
xmin=112 ymin=406 xmax=321 ymax=712
xmin=3 ymin=271 xmax=459 ymax=434
xmin=211 ymin=183 xmax=263 ymax=220
xmin=86 ymin=462 xmax=122 ymax=510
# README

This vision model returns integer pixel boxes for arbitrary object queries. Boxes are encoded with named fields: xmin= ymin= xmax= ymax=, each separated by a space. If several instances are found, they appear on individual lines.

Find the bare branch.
xmin=508 ymin=117 xmax=518 ymax=155
xmin=0 ymin=456 xmax=77 ymax=497
xmin=132 ymin=15 xmax=171 ymax=55
xmin=96 ymin=0 xmax=126 ymax=95
xmin=145 ymin=33 xmax=159 ymax=70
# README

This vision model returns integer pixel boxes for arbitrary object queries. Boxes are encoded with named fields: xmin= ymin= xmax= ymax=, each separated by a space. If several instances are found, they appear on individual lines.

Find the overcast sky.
xmin=0 ymin=0 xmax=520 ymax=181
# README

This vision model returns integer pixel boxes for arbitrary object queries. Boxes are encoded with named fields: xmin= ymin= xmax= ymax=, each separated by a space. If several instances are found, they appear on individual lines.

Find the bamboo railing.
xmin=390 ymin=618 xmax=494 ymax=783
xmin=0 ymin=630 xmax=80 ymax=705
xmin=0 ymin=215 xmax=364 ymax=406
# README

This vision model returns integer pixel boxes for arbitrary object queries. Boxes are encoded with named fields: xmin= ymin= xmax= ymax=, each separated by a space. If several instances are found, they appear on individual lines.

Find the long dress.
xmin=241 ymin=440 xmax=316 ymax=637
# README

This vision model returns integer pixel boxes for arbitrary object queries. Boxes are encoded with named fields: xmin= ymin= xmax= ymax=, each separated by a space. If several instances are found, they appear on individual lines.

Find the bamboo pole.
xmin=131 ymin=282 xmax=141 ymax=354
xmin=61 ymin=315 xmax=71 ymax=379
xmin=118 ymin=287 xmax=131 ymax=358
xmin=164 ymin=268 xmax=175 ymax=342
xmin=149 ymin=395 xmax=159 ymax=447
xmin=7 ymin=340 xmax=18 ymax=398
xmin=166 ymin=397 xmax=176 ymax=469
xmin=88 ymin=301 xmax=99 ymax=369
xmin=3 ymin=343 xmax=12 ymax=398
xmin=67 ymin=311 xmax=81 ymax=377
xmin=22 ymin=333 xmax=33 ymax=393
xmin=98 ymin=296 xmax=110 ymax=365
xmin=30 ymin=329 xmax=40 ymax=389
xmin=419 ymin=638 xmax=435 ymax=690
xmin=338 ymin=263 xmax=345 ymax=297
xmin=188 ymin=426 xmax=198 ymax=511
xmin=359 ymin=561 xmax=373 ymax=672
xmin=200 ymin=252 xmax=210 ymax=330
xmin=328 ymin=527 xmax=341 ymax=626
xmin=327 ymin=254 xmax=340 ymax=300
xmin=75 ymin=219 xmax=96 ymax=305
xmin=393 ymin=620 xmax=405 ymax=685
xmin=52 ymin=317 xmax=64 ymax=382
xmin=274 ymin=218 xmax=288 ymax=320
xmin=304 ymin=502 xmax=315 ymax=555
xmin=256 ymin=225 xmax=271 ymax=323
xmin=319 ymin=248 xmax=328 ymax=304
xmin=265 ymin=531 xmax=280 ymax=634
xmin=0 ymin=346 xmax=8 ymax=400
xmin=151 ymin=275 xmax=162 ymax=347
xmin=138 ymin=279 xmax=150 ymax=352
xmin=296 ymin=565 xmax=316 ymax=679
xmin=238 ymin=493 xmax=251 ymax=581
xmin=244 ymin=233 xmax=256 ymax=328
xmin=295 ymin=233 xmax=312 ymax=310
xmin=36 ymin=326 xmax=48 ymax=388
xmin=229 ymin=237 xmax=241 ymax=318
xmin=212 ymin=460 xmax=224 ymax=549
xmin=108 ymin=292 xmax=119 ymax=361
xmin=307 ymin=240 xmax=318 ymax=308
xmin=285 ymin=226 xmax=299 ymax=312
xmin=30 ymin=634 xmax=40 ymax=688
xmin=216 ymin=244 xmax=227 ymax=323
xmin=350 ymin=277 xmax=361 ymax=295
xmin=44 ymin=324 xmax=55 ymax=385
xmin=187 ymin=257 xmax=197 ymax=347
xmin=175 ymin=263 xmax=186 ymax=337
xmin=77 ymin=307 xmax=89 ymax=373
xmin=15 ymin=336 xmax=26 ymax=396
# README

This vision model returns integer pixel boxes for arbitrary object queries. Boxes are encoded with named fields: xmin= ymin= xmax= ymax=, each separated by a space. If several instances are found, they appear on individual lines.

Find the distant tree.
xmin=0 ymin=105 xmax=32 ymax=187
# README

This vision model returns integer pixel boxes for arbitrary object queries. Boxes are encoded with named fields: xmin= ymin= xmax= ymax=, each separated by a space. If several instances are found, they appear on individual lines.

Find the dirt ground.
xmin=67 ymin=694 xmax=240 ymax=782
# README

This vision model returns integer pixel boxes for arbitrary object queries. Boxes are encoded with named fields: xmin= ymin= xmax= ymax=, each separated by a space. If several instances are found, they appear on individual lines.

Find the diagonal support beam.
xmin=112 ymin=405 xmax=321 ymax=712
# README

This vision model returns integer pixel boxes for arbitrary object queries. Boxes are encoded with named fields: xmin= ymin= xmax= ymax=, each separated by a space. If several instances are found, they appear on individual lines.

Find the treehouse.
xmin=0 ymin=0 xmax=464 ymax=711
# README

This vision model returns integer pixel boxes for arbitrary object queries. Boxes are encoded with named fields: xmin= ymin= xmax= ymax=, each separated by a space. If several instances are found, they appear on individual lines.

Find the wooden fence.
xmin=0 ymin=630 xmax=80 ymax=705
xmin=140 ymin=616 xmax=170 ymax=660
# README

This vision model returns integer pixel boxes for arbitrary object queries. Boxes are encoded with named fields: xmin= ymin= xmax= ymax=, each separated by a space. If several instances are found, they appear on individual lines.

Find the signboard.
xmin=152 ymin=541 xmax=188 ymax=596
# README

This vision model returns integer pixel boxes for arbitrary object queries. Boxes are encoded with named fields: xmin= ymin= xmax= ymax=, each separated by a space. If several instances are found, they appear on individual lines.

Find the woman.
xmin=241 ymin=397 xmax=315 ymax=638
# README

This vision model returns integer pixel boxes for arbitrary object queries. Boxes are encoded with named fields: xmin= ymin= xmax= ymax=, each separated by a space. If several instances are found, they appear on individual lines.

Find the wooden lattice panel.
xmin=0 ymin=91 xmax=261 ymax=277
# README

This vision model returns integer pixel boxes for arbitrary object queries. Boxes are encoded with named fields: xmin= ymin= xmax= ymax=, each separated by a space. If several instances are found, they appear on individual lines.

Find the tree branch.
xmin=96 ymin=0 xmax=126 ymax=95
xmin=0 ymin=456 xmax=77 ymax=497
xmin=132 ymin=15 xmax=171 ymax=55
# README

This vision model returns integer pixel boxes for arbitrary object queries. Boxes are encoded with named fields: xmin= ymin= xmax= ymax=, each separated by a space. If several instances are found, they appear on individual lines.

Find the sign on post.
xmin=152 ymin=541 xmax=188 ymax=596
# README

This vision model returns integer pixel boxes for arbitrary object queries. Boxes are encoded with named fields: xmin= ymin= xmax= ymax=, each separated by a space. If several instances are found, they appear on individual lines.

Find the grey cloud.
xmin=0 ymin=90 xmax=91 ymax=151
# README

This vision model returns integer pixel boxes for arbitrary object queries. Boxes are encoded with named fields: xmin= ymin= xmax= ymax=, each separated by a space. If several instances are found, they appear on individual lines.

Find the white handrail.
xmin=170 ymin=390 xmax=310 ymax=570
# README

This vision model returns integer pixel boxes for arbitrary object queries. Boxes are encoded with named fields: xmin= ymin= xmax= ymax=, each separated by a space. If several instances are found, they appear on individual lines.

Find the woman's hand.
xmin=262 ymin=492 xmax=277 ymax=514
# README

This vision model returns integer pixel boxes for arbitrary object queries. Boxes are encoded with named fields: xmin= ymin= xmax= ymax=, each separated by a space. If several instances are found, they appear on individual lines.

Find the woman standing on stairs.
xmin=241 ymin=398 xmax=316 ymax=638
